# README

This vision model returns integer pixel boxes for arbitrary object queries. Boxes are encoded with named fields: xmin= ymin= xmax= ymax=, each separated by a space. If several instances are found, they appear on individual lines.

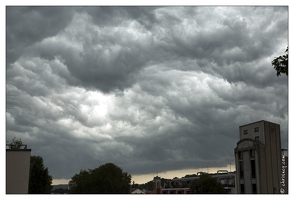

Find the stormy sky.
xmin=6 ymin=6 xmax=288 ymax=183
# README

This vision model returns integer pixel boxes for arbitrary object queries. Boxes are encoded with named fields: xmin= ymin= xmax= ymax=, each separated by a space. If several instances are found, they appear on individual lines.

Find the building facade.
xmin=131 ymin=188 xmax=145 ymax=194
xmin=6 ymin=148 xmax=31 ymax=194
xmin=234 ymin=120 xmax=282 ymax=194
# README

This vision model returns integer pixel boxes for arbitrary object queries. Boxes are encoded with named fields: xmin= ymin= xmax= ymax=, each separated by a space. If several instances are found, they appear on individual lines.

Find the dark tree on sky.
xmin=68 ymin=163 xmax=132 ymax=194
xmin=68 ymin=169 xmax=91 ymax=193
xmin=28 ymin=156 xmax=52 ymax=194
xmin=272 ymin=47 xmax=288 ymax=76
xmin=189 ymin=173 xmax=226 ymax=194
xmin=7 ymin=137 xmax=23 ymax=149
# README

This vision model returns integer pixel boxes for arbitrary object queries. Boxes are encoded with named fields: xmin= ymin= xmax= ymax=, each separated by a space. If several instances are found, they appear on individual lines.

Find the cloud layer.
xmin=6 ymin=6 xmax=288 ymax=180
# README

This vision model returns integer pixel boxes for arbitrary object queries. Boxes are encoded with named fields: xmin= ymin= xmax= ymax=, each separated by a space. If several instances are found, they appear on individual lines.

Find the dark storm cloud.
xmin=13 ymin=6 xmax=288 ymax=93
xmin=6 ymin=6 xmax=288 ymax=181
xmin=85 ymin=6 xmax=159 ymax=29
xmin=25 ymin=10 xmax=159 ymax=93
xmin=6 ymin=7 xmax=75 ymax=64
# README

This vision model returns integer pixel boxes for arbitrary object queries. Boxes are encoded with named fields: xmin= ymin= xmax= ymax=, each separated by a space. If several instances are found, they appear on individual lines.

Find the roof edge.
xmin=6 ymin=149 xmax=32 ymax=152
xmin=239 ymin=120 xmax=279 ymax=128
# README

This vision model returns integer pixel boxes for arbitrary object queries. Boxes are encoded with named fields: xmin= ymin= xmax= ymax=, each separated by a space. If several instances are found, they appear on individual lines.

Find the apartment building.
xmin=234 ymin=120 xmax=283 ymax=194
xmin=6 ymin=145 xmax=31 ymax=194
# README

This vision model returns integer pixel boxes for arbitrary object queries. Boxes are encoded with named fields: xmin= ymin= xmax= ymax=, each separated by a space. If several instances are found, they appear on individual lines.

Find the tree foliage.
xmin=51 ymin=187 xmax=69 ymax=194
xmin=68 ymin=163 xmax=132 ymax=194
xmin=7 ymin=137 xmax=23 ymax=149
xmin=189 ymin=173 xmax=226 ymax=194
xmin=272 ymin=47 xmax=288 ymax=76
xmin=28 ymin=156 xmax=53 ymax=194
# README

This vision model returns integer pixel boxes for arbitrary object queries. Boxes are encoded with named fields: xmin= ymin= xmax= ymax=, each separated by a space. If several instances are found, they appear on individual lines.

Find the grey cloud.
xmin=26 ymin=11 xmax=158 ymax=93
xmin=101 ymin=72 xmax=242 ymax=174
xmin=6 ymin=7 xmax=75 ymax=64
xmin=84 ymin=7 xmax=159 ymax=29
xmin=15 ymin=6 xmax=288 ymax=93
xmin=118 ymin=127 xmax=236 ymax=175
xmin=6 ymin=6 xmax=288 ymax=181
xmin=156 ymin=7 xmax=288 ymax=70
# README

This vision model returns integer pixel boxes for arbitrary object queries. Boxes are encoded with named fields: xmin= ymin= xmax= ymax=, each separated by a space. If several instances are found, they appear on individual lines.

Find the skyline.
xmin=5 ymin=6 xmax=288 ymax=185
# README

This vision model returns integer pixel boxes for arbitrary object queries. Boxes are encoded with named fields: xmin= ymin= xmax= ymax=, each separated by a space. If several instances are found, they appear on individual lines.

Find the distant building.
xmin=146 ymin=188 xmax=161 ymax=194
xmin=234 ymin=120 xmax=284 ymax=194
xmin=159 ymin=170 xmax=236 ymax=194
xmin=154 ymin=176 xmax=161 ymax=189
xmin=131 ymin=188 xmax=145 ymax=194
xmin=146 ymin=176 xmax=161 ymax=194
xmin=6 ymin=145 xmax=31 ymax=194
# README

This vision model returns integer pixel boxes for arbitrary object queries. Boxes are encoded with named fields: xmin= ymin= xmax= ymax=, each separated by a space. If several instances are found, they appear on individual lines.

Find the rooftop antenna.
xmin=207 ymin=166 xmax=209 ymax=173
xmin=230 ymin=163 xmax=231 ymax=172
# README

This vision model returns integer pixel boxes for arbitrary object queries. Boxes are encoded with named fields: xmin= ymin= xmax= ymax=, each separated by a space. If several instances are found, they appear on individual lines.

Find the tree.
xmin=28 ymin=156 xmax=53 ymax=194
xmin=7 ymin=137 xmax=23 ymax=149
xmin=68 ymin=163 xmax=132 ymax=194
xmin=272 ymin=47 xmax=288 ymax=76
xmin=68 ymin=169 xmax=92 ymax=193
xmin=189 ymin=173 xmax=226 ymax=194
xmin=51 ymin=187 xmax=69 ymax=194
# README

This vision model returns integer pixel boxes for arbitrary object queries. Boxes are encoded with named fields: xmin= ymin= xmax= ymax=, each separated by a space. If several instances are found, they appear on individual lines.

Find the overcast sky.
xmin=6 ymin=6 xmax=288 ymax=184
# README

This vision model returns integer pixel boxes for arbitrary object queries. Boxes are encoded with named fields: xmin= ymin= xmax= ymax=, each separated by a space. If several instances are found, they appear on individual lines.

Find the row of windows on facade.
xmin=239 ymin=125 xmax=258 ymax=195
xmin=238 ymin=149 xmax=255 ymax=159
xmin=239 ymin=159 xmax=256 ymax=179
xmin=243 ymin=127 xmax=259 ymax=135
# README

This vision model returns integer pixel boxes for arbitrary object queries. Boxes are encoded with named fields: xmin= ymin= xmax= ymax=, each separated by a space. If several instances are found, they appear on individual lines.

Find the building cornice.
xmin=6 ymin=149 xmax=32 ymax=152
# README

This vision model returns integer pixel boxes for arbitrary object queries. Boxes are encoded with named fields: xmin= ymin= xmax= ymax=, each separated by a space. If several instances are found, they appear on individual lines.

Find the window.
xmin=240 ymin=184 xmax=245 ymax=194
xmin=244 ymin=130 xmax=248 ymax=135
xmin=251 ymin=160 xmax=256 ymax=178
xmin=252 ymin=184 xmax=257 ymax=194
xmin=254 ymin=127 xmax=259 ymax=132
xmin=250 ymin=149 xmax=255 ymax=157
xmin=228 ymin=178 xmax=235 ymax=187
xmin=255 ymin=136 xmax=260 ymax=144
xmin=238 ymin=151 xmax=243 ymax=159
xmin=220 ymin=179 xmax=226 ymax=185
xmin=239 ymin=161 xmax=244 ymax=179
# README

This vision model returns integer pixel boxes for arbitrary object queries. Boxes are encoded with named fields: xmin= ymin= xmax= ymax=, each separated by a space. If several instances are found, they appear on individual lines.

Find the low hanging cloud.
xmin=6 ymin=6 xmax=288 ymax=180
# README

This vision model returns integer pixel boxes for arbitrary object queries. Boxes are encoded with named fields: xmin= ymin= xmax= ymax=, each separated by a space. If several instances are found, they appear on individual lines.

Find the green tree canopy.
xmin=189 ymin=173 xmax=226 ymax=194
xmin=272 ymin=47 xmax=288 ymax=76
xmin=28 ymin=156 xmax=52 ymax=194
xmin=68 ymin=163 xmax=132 ymax=194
